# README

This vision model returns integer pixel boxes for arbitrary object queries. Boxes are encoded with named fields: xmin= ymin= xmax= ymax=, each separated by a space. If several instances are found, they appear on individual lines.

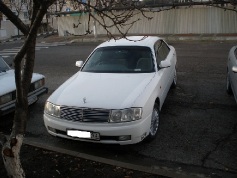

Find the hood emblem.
xmin=83 ymin=97 xmax=87 ymax=104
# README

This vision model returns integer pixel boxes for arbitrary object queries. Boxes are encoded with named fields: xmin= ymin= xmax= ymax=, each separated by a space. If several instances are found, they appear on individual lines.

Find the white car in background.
xmin=0 ymin=56 xmax=48 ymax=116
xmin=44 ymin=36 xmax=177 ymax=145
xmin=227 ymin=45 xmax=237 ymax=102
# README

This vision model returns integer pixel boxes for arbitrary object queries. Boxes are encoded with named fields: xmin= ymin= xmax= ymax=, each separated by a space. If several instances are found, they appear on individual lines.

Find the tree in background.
xmin=2 ymin=0 xmax=33 ymax=36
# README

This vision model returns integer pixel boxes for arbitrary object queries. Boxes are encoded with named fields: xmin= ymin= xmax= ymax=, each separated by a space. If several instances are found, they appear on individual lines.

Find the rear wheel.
xmin=146 ymin=103 xmax=160 ymax=141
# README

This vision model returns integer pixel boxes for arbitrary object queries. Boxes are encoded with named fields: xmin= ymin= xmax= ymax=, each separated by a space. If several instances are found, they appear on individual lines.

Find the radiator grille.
xmin=60 ymin=106 xmax=110 ymax=123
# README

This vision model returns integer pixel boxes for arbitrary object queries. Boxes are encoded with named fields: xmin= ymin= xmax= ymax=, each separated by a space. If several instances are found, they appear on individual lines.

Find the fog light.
xmin=118 ymin=135 xmax=131 ymax=141
xmin=48 ymin=126 xmax=56 ymax=133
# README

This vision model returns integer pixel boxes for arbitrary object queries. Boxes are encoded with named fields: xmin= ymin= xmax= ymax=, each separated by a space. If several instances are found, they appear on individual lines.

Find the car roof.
xmin=97 ymin=36 xmax=161 ymax=49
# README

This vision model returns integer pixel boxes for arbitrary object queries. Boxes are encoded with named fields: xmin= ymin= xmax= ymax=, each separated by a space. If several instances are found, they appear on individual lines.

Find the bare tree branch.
xmin=50 ymin=1 xmax=236 ymax=15
xmin=207 ymin=3 xmax=237 ymax=12
xmin=51 ymin=0 xmax=155 ymax=39
xmin=0 ymin=0 xmax=29 ymax=35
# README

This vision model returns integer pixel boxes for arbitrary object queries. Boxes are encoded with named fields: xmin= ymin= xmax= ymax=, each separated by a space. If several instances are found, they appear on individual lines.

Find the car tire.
xmin=171 ymin=69 xmax=177 ymax=88
xmin=227 ymin=70 xmax=232 ymax=95
xmin=146 ymin=103 xmax=160 ymax=141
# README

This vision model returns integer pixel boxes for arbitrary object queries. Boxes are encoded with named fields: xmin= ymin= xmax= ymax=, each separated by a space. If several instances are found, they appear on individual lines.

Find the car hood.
xmin=48 ymin=72 xmax=156 ymax=109
xmin=0 ymin=69 xmax=45 ymax=95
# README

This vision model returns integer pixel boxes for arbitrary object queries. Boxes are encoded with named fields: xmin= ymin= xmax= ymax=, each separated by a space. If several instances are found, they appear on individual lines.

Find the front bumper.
xmin=0 ymin=87 xmax=48 ymax=116
xmin=43 ymin=113 xmax=151 ymax=145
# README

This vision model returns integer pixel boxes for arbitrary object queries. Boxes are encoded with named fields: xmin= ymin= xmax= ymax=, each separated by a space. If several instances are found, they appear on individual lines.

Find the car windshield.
xmin=0 ymin=56 xmax=11 ymax=73
xmin=81 ymin=46 xmax=155 ymax=73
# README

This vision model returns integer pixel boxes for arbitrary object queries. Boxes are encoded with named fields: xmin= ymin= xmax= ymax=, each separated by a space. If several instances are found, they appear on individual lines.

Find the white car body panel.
xmin=96 ymin=36 xmax=160 ymax=49
xmin=0 ymin=69 xmax=44 ymax=96
xmin=44 ymin=36 xmax=177 ymax=145
xmin=228 ymin=45 xmax=237 ymax=102
xmin=0 ymin=56 xmax=48 ymax=116
xmin=48 ymin=72 xmax=157 ymax=109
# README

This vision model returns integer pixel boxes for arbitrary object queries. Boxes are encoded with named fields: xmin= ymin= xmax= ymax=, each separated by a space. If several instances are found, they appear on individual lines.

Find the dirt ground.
xmin=0 ymin=144 xmax=166 ymax=178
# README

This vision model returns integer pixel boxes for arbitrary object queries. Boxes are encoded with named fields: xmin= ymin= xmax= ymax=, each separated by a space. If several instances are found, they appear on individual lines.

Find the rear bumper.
xmin=0 ymin=87 xmax=48 ymax=116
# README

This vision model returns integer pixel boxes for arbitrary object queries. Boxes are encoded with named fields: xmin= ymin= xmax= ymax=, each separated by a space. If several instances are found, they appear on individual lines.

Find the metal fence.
xmin=57 ymin=6 xmax=237 ymax=36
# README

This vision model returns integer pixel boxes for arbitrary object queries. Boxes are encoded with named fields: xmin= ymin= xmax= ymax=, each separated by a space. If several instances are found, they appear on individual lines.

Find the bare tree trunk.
xmin=0 ymin=1 xmax=53 ymax=177
xmin=2 ymin=135 xmax=25 ymax=178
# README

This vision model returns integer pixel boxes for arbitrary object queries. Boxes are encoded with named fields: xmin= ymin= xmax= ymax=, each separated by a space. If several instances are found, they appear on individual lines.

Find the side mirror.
xmin=159 ymin=60 xmax=171 ymax=69
xmin=75 ymin=61 xmax=83 ymax=68
xmin=232 ymin=66 xmax=237 ymax=73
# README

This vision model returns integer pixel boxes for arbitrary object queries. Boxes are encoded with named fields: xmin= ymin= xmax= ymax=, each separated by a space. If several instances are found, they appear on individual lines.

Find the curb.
xmin=24 ymin=137 xmax=237 ymax=178
xmin=0 ymin=30 xmax=58 ymax=44
xmin=2 ymin=33 xmax=236 ymax=44
xmin=165 ymin=35 xmax=237 ymax=41
xmin=36 ymin=30 xmax=58 ymax=38
xmin=0 ymin=37 xmax=24 ymax=43
xmin=65 ymin=34 xmax=237 ymax=44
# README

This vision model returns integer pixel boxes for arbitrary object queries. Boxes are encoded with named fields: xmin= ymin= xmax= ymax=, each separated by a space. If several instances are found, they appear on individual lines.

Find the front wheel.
xmin=146 ymin=103 xmax=160 ymax=141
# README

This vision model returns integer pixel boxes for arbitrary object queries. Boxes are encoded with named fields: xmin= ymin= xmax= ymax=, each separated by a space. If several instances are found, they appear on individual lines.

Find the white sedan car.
xmin=0 ymin=56 xmax=48 ymax=116
xmin=227 ymin=45 xmax=237 ymax=102
xmin=44 ymin=36 xmax=177 ymax=145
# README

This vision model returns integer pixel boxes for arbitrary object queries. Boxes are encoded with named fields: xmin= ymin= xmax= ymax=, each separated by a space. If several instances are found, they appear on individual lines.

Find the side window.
xmin=159 ymin=41 xmax=170 ymax=60
xmin=154 ymin=40 xmax=170 ymax=65
xmin=154 ymin=40 xmax=162 ymax=65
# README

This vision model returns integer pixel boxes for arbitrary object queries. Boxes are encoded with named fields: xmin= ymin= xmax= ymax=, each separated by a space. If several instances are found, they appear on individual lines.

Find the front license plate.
xmin=67 ymin=130 xmax=100 ymax=141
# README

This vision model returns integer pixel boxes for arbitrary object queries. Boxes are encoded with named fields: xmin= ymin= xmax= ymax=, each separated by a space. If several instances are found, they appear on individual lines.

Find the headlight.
xmin=34 ymin=79 xmax=45 ymax=89
xmin=0 ymin=93 xmax=13 ymax=105
xmin=110 ymin=108 xmax=142 ymax=123
xmin=44 ymin=102 xmax=60 ymax=117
